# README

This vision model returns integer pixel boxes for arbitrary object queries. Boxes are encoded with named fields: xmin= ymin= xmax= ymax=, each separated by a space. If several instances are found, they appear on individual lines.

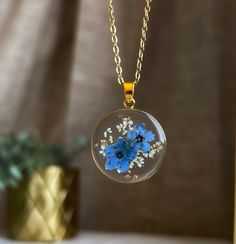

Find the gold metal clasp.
xmin=123 ymin=81 xmax=136 ymax=109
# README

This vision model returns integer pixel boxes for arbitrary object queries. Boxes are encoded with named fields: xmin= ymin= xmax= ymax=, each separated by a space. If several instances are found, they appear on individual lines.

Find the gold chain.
xmin=107 ymin=0 xmax=153 ymax=85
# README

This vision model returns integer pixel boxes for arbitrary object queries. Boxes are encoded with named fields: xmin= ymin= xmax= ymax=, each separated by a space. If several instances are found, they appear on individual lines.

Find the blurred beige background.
xmin=0 ymin=0 xmax=235 ymax=240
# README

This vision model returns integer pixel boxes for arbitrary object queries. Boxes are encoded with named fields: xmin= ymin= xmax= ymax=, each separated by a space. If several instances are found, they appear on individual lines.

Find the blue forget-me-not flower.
xmin=104 ymin=138 xmax=137 ymax=173
xmin=127 ymin=123 xmax=155 ymax=153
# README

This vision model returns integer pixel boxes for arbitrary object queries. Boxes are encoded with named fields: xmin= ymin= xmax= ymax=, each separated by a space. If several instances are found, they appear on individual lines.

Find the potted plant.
xmin=0 ymin=132 xmax=88 ymax=241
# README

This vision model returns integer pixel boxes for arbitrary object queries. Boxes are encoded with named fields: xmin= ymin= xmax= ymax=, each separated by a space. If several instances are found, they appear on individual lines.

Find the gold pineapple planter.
xmin=7 ymin=166 xmax=79 ymax=241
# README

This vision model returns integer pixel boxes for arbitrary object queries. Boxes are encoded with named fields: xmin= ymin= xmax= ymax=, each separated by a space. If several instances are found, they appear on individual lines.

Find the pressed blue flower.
xmin=127 ymin=123 xmax=155 ymax=153
xmin=104 ymin=138 xmax=137 ymax=173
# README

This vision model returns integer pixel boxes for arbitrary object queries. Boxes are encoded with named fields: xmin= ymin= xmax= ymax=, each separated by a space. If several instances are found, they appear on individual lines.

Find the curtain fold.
xmin=0 ymin=0 xmax=235 ymax=239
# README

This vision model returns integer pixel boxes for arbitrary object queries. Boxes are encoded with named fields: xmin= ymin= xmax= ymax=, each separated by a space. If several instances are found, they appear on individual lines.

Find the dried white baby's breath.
xmin=99 ymin=150 xmax=106 ymax=156
xmin=109 ymin=136 xmax=114 ymax=143
xmin=99 ymin=115 xmax=164 ymax=174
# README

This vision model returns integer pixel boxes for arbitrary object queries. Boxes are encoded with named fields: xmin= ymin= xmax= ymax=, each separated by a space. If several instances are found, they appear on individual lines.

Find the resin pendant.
xmin=91 ymin=109 xmax=167 ymax=183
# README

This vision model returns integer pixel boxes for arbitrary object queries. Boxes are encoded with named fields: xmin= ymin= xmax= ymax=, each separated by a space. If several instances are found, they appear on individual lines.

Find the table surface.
xmin=0 ymin=232 xmax=231 ymax=244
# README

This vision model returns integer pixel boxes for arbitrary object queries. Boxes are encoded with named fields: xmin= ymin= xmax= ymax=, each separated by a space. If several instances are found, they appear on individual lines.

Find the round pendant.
xmin=91 ymin=109 xmax=167 ymax=183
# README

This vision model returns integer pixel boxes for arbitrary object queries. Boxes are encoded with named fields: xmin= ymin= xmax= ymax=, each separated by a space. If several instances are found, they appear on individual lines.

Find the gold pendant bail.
xmin=123 ymin=81 xmax=136 ymax=109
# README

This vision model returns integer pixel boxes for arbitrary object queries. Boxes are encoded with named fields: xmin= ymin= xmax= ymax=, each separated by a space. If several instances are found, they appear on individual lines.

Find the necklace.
xmin=91 ymin=0 xmax=167 ymax=183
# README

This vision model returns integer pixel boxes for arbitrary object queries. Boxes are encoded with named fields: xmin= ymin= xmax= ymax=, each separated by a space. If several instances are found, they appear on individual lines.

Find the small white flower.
xmin=99 ymin=150 xmax=105 ymax=156
xmin=125 ymin=174 xmax=131 ymax=179
xmin=143 ymin=153 xmax=149 ymax=158
xmin=109 ymin=136 xmax=113 ymax=143
xmin=123 ymin=121 xmax=128 ymax=127
xmin=137 ymin=156 xmax=144 ymax=164
xmin=137 ymin=162 xmax=143 ymax=168
xmin=129 ymin=162 xmax=134 ymax=168
xmin=133 ymin=175 xmax=138 ymax=180
xmin=128 ymin=120 xmax=133 ymax=125
xmin=148 ymin=152 xmax=155 ymax=158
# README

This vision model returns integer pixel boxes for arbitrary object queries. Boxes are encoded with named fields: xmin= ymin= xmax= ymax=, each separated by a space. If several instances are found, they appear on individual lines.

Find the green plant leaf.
xmin=0 ymin=132 xmax=88 ymax=191
xmin=9 ymin=165 xmax=22 ymax=180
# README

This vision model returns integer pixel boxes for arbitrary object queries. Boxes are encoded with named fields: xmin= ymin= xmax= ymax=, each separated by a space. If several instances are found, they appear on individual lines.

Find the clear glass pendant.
xmin=91 ymin=108 xmax=167 ymax=183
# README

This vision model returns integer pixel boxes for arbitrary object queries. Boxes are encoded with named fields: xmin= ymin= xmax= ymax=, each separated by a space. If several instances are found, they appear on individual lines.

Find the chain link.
xmin=107 ymin=0 xmax=153 ymax=85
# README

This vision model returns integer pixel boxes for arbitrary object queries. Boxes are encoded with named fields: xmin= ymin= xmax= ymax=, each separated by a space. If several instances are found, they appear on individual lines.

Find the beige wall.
xmin=0 ymin=0 xmax=235 ymax=239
